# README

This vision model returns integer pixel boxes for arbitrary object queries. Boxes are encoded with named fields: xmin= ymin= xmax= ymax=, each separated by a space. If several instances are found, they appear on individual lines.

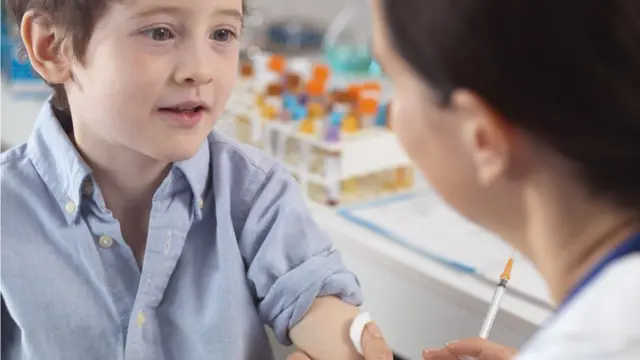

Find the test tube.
xmin=374 ymin=102 xmax=388 ymax=127
xmin=358 ymin=97 xmax=379 ymax=129
xmin=347 ymin=84 xmax=362 ymax=104
xmin=325 ymin=112 xmax=343 ymax=142
xmin=263 ymin=83 xmax=285 ymax=120
xmin=239 ymin=61 xmax=255 ymax=93
xmin=342 ymin=112 xmax=360 ymax=134
xmin=276 ymin=129 xmax=287 ymax=160
xmin=306 ymin=80 xmax=327 ymax=111
xmin=360 ymin=82 xmax=382 ymax=126
xmin=248 ymin=108 xmax=263 ymax=145
xmin=284 ymin=73 xmax=302 ymax=94
xmin=298 ymin=140 xmax=312 ymax=195
xmin=252 ymin=53 xmax=280 ymax=94
xmin=330 ymin=90 xmax=354 ymax=115
xmin=291 ymin=105 xmax=308 ymax=133
xmin=288 ymin=57 xmax=313 ymax=83
xmin=324 ymin=152 xmax=341 ymax=206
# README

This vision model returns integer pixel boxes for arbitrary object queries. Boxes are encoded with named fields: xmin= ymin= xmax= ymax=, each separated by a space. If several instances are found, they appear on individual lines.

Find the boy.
xmin=0 ymin=0 xmax=386 ymax=358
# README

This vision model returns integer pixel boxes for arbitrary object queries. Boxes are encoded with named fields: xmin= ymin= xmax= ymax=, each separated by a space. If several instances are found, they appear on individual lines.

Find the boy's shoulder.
xmin=203 ymin=130 xmax=301 ymax=214
xmin=1 ymin=143 xmax=40 ymax=188
xmin=1 ymin=143 xmax=53 ymax=222
xmin=206 ymin=130 xmax=281 ymax=178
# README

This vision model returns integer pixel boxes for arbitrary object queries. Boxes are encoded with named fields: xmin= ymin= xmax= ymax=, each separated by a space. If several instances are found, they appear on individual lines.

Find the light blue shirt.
xmin=1 ymin=101 xmax=363 ymax=360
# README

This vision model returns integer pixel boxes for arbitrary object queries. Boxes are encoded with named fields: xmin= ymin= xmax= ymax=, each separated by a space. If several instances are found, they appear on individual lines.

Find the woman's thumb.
xmin=361 ymin=322 xmax=394 ymax=359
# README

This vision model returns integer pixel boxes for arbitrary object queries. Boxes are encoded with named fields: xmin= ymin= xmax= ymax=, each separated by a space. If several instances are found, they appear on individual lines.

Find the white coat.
xmin=517 ymin=254 xmax=640 ymax=359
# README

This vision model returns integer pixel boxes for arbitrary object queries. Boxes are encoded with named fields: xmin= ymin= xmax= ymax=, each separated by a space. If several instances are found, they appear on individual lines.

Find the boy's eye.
xmin=143 ymin=27 xmax=174 ymax=41
xmin=210 ymin=29 xmax=236 ymax=42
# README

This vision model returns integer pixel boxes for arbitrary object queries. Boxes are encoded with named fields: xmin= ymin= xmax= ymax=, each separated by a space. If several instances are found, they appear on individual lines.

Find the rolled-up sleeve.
xmin=238 ymin=164 xmax=363 ymax=346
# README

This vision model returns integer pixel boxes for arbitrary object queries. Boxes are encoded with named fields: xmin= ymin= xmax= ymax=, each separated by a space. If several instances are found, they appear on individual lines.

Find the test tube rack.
xmin=224 ymin=53 xmax=415 ymax=207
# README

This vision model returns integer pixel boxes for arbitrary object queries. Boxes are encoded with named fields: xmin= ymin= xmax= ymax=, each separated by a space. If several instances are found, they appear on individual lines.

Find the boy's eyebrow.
xmin=217 ymin=8 xmax=244 ymax=22
xmin=132 ymin=5 xmax=244 ymax=22
xmin=132 ymin=5 xmax=186 ymax=19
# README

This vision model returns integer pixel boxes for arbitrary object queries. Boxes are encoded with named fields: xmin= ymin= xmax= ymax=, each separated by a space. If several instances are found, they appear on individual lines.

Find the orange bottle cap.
xmin=306 ymin=80 xmax=326 ymax=97
xmin=266 ymin=83 xmax=285 ymax=96
xmin=240 ymin=62 xmax=254 ymax=77
xmin=268 ymin=55 xmax=286 ymax=73
xmin=285 ymin=73 xmax=302 ymax=92
xmin=312 ymin=64 xmax=331 ymax=81
xmin=347 ymin=84 xmax=362 ymax=100
xmin=362 ymin=81 xmax=382 ymax=92
xmin=358 ymin=98 xmax=379 ymax=115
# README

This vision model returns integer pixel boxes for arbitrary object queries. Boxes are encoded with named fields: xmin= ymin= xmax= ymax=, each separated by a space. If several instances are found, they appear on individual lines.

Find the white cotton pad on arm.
xmin=349 ymin=312 xmax=373 ymax=356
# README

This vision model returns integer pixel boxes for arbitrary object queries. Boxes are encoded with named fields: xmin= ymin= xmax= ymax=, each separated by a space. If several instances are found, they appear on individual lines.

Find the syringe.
xmin=478 ymin=253 xmax=514 ymax=339
xmin=350 ymin=253 xmax=516 ymax=357
xmin=461 ymin=253 xmax=515 ymax=360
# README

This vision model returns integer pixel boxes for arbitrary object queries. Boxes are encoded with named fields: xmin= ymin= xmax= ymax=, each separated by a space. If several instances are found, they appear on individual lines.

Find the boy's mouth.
xmin=159 ymin=106 xmax=206 ymax=114
xmin=159 ymin=100 xmax=209 ymax=113
xmin=158 ymin=100 xmax=209 ymax=127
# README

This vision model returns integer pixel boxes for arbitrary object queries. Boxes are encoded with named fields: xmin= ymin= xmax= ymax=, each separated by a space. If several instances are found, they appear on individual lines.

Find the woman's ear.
xmin=20 ymin=10 xmax=73 ymax=84
xmin=451 ymin=89 xmax=514 ymax=187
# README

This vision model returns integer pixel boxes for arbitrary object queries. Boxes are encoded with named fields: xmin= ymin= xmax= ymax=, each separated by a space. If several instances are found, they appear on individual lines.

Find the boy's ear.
xmin=20 ymin=10 xmax=73 ymax=84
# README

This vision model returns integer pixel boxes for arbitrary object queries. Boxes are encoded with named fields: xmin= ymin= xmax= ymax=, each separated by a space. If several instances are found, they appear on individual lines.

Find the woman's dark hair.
xmin=383 ymin=0 xmax=640 ymax=212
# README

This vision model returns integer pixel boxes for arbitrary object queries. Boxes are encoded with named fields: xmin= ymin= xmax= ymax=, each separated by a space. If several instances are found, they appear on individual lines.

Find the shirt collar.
xmin=27 ymin=100 xmax=92 ymax=224
xmin=27 ymin=99 xmax=211 ymax=223
xmin=172 ymin=139 xmax=211 ymax=220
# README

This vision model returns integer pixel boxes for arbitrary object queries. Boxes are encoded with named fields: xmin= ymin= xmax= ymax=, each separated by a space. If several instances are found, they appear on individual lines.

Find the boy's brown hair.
xmin=4 ymin=0 xmax=246 ymax=124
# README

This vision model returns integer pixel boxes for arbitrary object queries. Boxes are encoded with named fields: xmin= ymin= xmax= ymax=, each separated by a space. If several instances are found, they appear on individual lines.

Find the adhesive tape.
xmin=349 ymin=312 xmax=373 ymax=356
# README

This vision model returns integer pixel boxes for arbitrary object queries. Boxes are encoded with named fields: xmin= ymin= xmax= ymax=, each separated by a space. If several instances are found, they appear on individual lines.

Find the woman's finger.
xmin=445 ymin=338 xmax=517 ymax=359
xmin=361 ymin=322 xmax=394 ymax=359
xmin=422 ymin=348 xmax=460 ymax=360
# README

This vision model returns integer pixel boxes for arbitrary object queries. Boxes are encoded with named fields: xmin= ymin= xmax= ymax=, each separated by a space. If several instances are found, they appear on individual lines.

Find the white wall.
xmin=246 ymin=0 xmax=347 ymax=24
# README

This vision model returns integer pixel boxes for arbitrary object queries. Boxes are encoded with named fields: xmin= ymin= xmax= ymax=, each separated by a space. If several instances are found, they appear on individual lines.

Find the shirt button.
xmin=64 ymin=200 xmax=76 ymax=213
xmin=98 ymin=235 xmax=113 ymax=248
xmin=136 ymin=312 xmax=145 ymax=327
xmin=197 ymin=198 xmax=204 ymax=209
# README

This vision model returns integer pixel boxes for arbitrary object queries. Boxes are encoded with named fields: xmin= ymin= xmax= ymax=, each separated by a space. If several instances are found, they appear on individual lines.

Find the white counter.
xmin=1 ymin=92 xmax=550 ymax=359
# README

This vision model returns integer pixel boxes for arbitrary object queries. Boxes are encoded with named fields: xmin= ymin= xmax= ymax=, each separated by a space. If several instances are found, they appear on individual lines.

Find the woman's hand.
xmin=423 ymin=338 xmax=517 ymax=360
xmin=287 ymin=322 xmax=394 ymax=360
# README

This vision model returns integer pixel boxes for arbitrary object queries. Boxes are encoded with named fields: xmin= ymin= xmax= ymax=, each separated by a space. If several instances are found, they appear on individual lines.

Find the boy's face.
xmin=65 ymin=0 xmax=243 ymax=162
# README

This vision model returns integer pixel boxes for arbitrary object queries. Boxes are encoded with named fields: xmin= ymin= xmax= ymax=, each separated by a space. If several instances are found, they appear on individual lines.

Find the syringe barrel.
xmin=478 ymin=283 xmax=507 ymax=339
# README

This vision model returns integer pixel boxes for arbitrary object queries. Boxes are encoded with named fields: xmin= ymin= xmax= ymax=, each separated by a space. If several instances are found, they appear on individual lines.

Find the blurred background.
xmin=1 ymin=1 xmax=551 ymax=359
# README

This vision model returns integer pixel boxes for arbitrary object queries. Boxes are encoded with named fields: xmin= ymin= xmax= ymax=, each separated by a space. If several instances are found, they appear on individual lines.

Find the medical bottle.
xmin=323 ymin=0 xmax=373 ymax=74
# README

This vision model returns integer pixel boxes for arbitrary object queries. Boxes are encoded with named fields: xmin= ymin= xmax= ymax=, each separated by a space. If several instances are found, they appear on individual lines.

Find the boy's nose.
xmin=179 ymin=68 xmax=213 ymax=87
xmin=185 ymin=75 xmax=212 ymax=86
xmin=175 ymin=45 xmax=215 ymax=86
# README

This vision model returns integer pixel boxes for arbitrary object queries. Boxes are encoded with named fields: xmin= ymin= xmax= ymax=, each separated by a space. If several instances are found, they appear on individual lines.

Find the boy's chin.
xmin=150 ymin=143 xmax=204 ymax=163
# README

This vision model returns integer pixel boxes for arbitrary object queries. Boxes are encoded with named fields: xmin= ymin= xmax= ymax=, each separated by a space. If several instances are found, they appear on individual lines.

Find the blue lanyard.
xmin=556 ymin=232 xmax=640 ymax=313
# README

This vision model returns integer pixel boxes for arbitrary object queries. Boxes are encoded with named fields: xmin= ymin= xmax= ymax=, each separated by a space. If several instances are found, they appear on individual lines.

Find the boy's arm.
xmin=289 ymin=296 xmax=363 ymax=359
xmin=237 ymin=163 xmax=365 ymax=359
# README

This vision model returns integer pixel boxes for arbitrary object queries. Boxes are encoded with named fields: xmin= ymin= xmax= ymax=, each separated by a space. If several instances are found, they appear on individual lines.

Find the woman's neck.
xmin=523 ymin=180 xmax=639 ymax=305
